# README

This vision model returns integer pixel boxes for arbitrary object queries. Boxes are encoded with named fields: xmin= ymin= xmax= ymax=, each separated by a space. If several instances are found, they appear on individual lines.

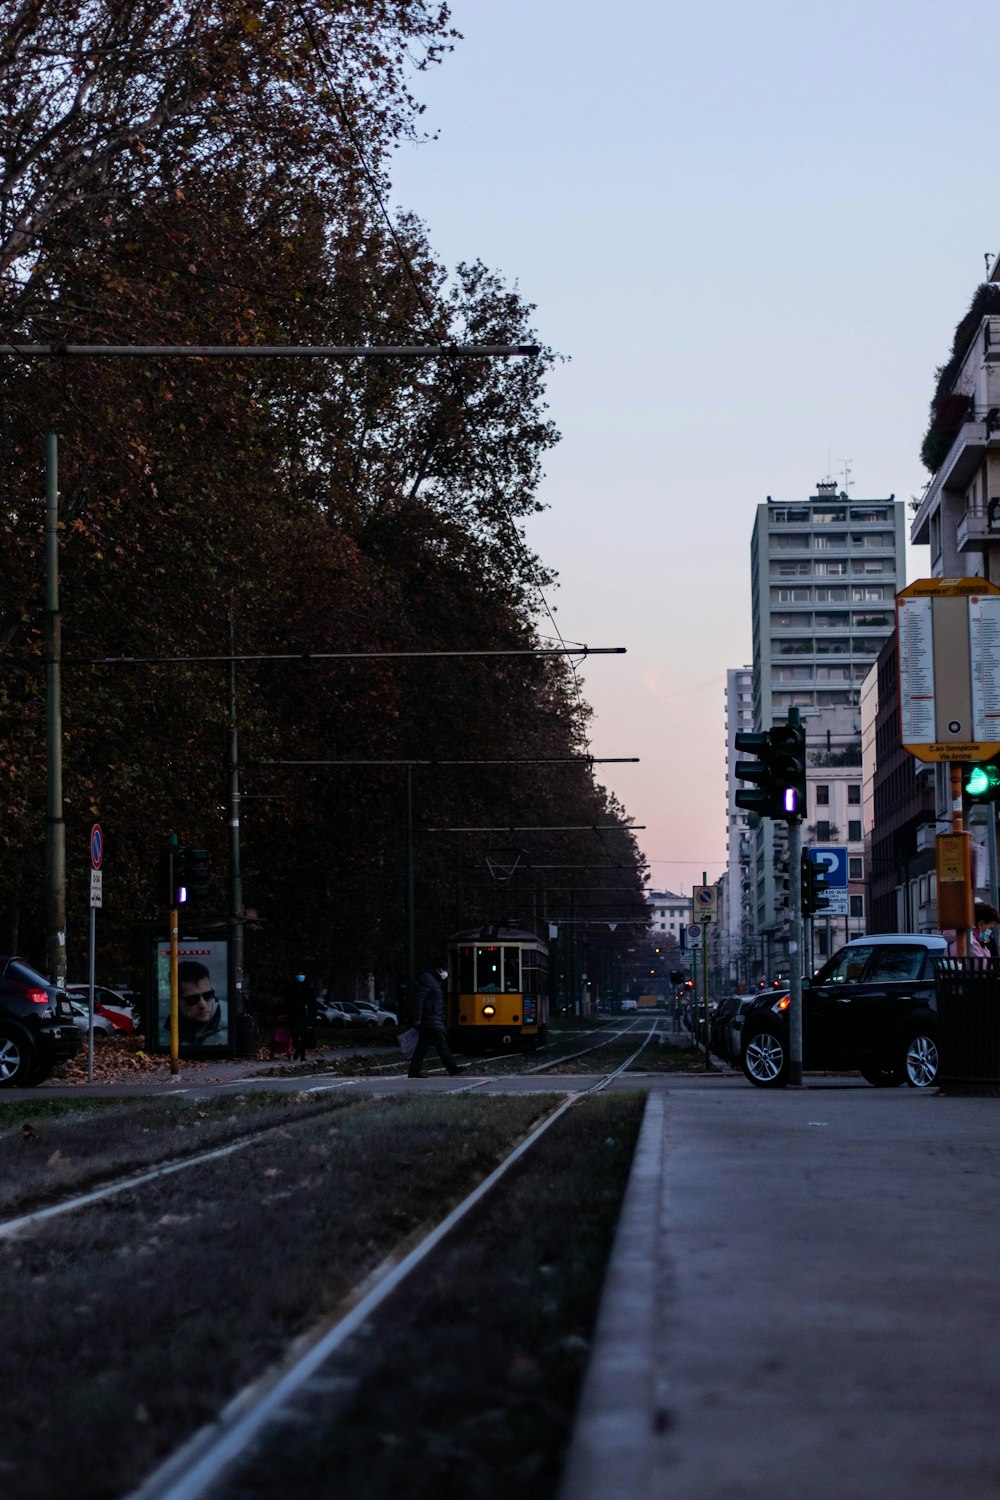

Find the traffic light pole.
xmin=787 ymin=816 xmax=804 ymax=1087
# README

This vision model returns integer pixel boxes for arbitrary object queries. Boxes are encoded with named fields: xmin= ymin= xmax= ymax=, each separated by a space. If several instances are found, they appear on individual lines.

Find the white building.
xmin=647 ymin=889 xmax=690 ymax=939
xmin=749 ymin=483 xmax=906 ymax=971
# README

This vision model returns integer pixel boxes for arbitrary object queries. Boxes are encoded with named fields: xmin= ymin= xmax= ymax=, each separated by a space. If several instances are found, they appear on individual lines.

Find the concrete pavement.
xmin=561 ymin=1077 xmax=1000 ymax=1500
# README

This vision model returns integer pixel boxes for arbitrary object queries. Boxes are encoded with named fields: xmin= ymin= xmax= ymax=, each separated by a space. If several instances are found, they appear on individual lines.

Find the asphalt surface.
xmin=562 ymin=1076 xmax=1000 ymax=1500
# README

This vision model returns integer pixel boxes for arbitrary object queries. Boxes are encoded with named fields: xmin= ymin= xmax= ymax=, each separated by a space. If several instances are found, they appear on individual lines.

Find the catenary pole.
xmin=44 ymin=433 xmax=66 ymax=986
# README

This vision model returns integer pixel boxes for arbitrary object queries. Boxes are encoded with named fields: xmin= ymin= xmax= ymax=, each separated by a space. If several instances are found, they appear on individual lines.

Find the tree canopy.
xmin=0 ymin=1 xmax=647 ymax=998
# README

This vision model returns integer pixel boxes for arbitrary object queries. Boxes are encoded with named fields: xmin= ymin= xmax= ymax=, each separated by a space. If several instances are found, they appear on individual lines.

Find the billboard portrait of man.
xmin=157 ymin=942 xmax=229 ymax=1049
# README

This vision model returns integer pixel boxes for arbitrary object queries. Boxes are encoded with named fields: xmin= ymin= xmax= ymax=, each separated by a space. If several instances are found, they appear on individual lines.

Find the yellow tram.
xmin=446 ymin=927 xmax=550 ymax=1052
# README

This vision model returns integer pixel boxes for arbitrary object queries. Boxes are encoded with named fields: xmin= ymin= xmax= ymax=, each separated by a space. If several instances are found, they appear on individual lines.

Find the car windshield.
xmin=813 ymin=945 xmax=874 ymax=984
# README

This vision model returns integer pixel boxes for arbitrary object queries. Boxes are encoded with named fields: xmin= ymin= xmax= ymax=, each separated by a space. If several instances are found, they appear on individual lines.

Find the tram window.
xmin=458 ymin=946 xmax=475 ymax=994
xmin=504 ymin=947 xmax=521 ymax=992
xmin=522 ymin=948 xmax=547 ymax=995
xmin=477 ymin=946 xmax=501 ymax=992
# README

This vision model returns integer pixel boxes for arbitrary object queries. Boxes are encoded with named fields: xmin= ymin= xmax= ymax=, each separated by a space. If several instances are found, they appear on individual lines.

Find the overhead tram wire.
xmin=43 ymin=647 xmax=625 ymax=669
xmin=293 ymin=9 xmax=646 ymax=912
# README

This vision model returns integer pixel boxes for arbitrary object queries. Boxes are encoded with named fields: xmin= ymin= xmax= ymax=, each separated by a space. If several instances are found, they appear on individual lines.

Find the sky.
xmin=387 ymin=0 xmax=994 ymax=890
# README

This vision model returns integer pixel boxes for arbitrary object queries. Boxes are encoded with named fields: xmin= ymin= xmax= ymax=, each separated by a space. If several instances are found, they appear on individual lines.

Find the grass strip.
xmin=0 ymin=1089 xmax=367 ymax=1218
xmin=0 ymin=1093 xmax=557 ymax=1500
xmin=213 ymin=1093 xmax=645 ymax=1500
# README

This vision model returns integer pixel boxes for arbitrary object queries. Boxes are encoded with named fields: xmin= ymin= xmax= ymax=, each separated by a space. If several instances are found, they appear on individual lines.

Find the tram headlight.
xmin=482 ymin=1003 xmax=496 ymax=1017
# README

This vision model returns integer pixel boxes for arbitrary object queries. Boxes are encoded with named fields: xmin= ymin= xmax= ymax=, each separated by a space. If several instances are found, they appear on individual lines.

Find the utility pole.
xmin=44 ymin=433 xmax=66 ymax=985
xmin=227 ymin=616 xmax=244 ymax=1032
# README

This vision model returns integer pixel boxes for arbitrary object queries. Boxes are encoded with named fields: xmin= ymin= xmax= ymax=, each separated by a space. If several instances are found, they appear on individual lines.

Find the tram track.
xmin=0 ymin=1039 xmax=652 ymax=1500
xmin=126 ymin=1034 xmax=654 ymax=1500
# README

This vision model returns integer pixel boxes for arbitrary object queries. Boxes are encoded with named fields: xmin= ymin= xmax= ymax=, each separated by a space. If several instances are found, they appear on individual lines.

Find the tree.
xmin=0 ymin=4 xmax=648 ymax=989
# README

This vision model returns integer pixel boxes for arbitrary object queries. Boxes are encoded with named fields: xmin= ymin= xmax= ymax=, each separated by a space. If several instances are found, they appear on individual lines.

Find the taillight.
xmin=24 ymin=988 xmax=50 ymax=1005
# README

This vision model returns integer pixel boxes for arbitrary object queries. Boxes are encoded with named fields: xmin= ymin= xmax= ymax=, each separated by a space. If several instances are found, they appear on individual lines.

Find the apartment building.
xmin=724 ymin=666 xmax=755 ymax=982
xmin=908 ymin=266 xmax=1000 ymax=896
xmin=647 ymin=889 xmax=691 ymax=939
xmin=860 ymin=636 xmax=937 ymax=934
xmin=749 ymin=482 xmax=906 ymax=971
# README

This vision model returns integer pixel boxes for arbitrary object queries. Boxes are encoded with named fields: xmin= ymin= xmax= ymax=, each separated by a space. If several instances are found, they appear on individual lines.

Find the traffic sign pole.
xmin=788 ymin=816 xmax=803 ymax=1086
xmin=87 ymin=824 xmax=103 ymax=1085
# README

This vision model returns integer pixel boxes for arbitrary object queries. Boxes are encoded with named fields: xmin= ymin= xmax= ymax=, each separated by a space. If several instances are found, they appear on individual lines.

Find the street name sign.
xmin=896 ymin=577 xmax=1000 ymax=762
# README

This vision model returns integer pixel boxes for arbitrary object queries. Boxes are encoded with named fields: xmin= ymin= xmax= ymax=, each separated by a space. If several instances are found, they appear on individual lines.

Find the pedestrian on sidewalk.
xmin=943 ymin=903 xmax=1000 ymax=958
xmin=284 ymin=972 xmax=316 ymax=1061
xmin=408 ymin=958 xmax=461 ymax=1078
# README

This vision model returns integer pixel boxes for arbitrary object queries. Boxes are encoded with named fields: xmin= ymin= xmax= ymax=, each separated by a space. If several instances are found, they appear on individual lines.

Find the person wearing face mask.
xmin=944 ymin=903 xmax=1000 ymax=958
xmin=283 ymin=971 xmax=317 ymax=1061
xmin=408 ymin=957 xmax=461 ymax=1078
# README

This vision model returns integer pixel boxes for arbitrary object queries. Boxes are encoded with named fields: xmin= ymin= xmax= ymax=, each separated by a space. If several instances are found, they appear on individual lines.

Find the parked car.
xmin=314 ymin=997 xmax=349 ymax=1026
xmin=67 ymin=1000 xmax=116 ymax=1038
xmin=709 ymin=994 xmax=745 ymax=1063
xmin=333 ymin=1000 xmax=383 ymax=1028
xmin=354 ymin=1001 xmax=397 ymax=1029
xmin=65 ymin=985 xmax=137 ymax=1033
xmin=0 ymin=957 xmax=81 ymax=1087
xmin=741 ymin=934 xmax=946 ymax=1089
xmin=727 ymin=995 xmax=763 ymax=1067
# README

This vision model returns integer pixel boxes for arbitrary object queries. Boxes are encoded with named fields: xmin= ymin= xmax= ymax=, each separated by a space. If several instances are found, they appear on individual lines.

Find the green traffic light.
xmin=964 ymin=763 xmax=1000 ymax=800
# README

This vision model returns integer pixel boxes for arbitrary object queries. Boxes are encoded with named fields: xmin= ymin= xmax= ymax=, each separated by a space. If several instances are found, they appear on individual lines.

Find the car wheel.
xmin=903 ymin=1029 xmax=939 ymax=1088
xmin=859 ymin=1061 xmax=904 ymax=1087
xmin=0 ymin=1028 xmax=37 ymax=1087
xmin=742 ymin=1025 xmax=789 ymax=1088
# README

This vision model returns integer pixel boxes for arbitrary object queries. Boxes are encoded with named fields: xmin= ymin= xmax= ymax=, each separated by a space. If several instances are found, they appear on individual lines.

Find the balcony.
xmin=957 ymin=493 xmax=1000 ymax=552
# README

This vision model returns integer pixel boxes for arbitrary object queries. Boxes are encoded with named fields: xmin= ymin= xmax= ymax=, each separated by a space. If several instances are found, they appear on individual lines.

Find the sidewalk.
xmin=561 ymin=1078 xmax=1000 ymax=1500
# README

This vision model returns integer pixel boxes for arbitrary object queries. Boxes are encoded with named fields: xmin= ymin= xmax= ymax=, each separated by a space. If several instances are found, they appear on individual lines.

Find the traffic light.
xmin=769 ymin=719 xmax=807 ymax=817
xmin=157 ymin=841 xmax=211 ymax=906
xmin=734 ymin=718 xmax=807 ymax=822
xmin=964 ymin=762 xmax=1000 ymax=802
xmin=188 ymin=849 xmax=211 ymax=898
xmin=801 ymin=849 xmax=830 ymax=918
xmin=173 ymin=845 xmax=190 ymax=905
xmin=158 ymin=838 xmax=188 ymax=907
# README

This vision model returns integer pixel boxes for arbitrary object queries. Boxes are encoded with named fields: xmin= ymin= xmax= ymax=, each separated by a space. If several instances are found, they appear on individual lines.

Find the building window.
xmin=849 ymin=857 xmax=863 ymax=879
xmin=816 ymin=820 xmax=831 ymax=841
xmin=849 ymin=894 xmax=864 ymax=918
xmin=816 ymin=785 xmax=830 ymax=805
xmin=848 ymin=820 xmax=862 ymax=842
xmin=814 ymin=561 xmax=848 ymax=576
xmin=848 ymin=784 xmax=861 ymax=804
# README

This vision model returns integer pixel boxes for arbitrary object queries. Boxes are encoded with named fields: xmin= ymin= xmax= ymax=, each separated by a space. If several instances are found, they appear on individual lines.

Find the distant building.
xmin=647 ymin=889 xmax=690 ymax=938
xmin=725 ymin=666 xmax=755 ymax=982
xmin=860 ymin=637 xmax=937 ymax=934
xmin=749 ymin=483 xmax=906 ymax=970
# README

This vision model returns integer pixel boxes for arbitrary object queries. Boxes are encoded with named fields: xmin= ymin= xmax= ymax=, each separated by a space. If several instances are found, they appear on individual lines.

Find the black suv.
xmin=0 ymin=957 xmax=81 ymax=1087
xmin=741 ymin=935 xmax=945 ymax=1089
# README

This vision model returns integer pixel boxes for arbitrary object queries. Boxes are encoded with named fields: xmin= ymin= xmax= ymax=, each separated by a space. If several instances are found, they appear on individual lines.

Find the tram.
xmin=446 ymin=926 xmax=550 ymax=1053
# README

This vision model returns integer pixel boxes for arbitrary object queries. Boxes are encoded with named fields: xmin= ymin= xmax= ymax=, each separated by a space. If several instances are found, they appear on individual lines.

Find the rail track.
xmin=0 ymin=1032 xmax=654 ymax=1500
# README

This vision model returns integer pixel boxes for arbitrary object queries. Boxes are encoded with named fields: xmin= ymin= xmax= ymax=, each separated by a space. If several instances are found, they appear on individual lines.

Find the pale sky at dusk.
xmin=388 ymin=0 xmax=995 ymax=888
